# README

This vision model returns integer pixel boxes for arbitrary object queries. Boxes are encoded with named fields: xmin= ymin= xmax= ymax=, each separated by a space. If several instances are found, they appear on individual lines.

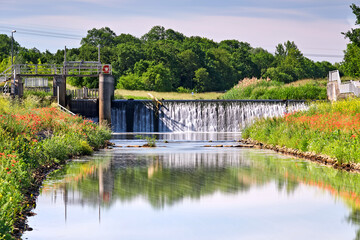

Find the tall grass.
xmin=0 ymin=96 xmax=111 ymax=239
xmin=243 ymin=98 xmax=360 ymax=164
xmin=222 ymin=78 xmax=327 ymax=100
xmin=115 ymin=89 xmax=223 ymax=100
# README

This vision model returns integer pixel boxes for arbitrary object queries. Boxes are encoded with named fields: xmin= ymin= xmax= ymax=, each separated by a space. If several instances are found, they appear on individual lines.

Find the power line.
xmin=303 ymin=53 xmax=343 ymax=58
xmin=0 ymin=26 xmax=83 ymax=40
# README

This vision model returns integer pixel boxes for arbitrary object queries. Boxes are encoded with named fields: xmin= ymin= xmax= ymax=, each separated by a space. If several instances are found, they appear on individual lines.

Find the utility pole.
xmin=11 ymin=30 xmax=16 ymax=95
xmin=98 ymin=44 xmax=101 ymax=63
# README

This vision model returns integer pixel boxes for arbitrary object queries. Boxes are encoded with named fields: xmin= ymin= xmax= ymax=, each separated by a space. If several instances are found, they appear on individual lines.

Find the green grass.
xmin=222 ymin=78 xmax=327 ymax=100
xmin=243 ymin=98 xmax=360 ymax=165
xmin=115 ymin=89 xmax=223 ymax=100
xmin=0 ymin=96 xmax=111 ymax=239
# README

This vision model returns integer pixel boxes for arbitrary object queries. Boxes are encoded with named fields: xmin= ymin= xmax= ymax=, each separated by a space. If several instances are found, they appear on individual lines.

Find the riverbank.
xmin=0 ymin=96 xmax=111 ymax=239
xmin=221 ymin=78 xmax=327 ymax=100
xmin=242 ymin=98 xmax=360 ymax=172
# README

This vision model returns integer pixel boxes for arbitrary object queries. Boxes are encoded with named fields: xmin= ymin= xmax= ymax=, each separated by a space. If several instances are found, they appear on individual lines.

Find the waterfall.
xmin=111 ymin=100 xmax=308 ymax=133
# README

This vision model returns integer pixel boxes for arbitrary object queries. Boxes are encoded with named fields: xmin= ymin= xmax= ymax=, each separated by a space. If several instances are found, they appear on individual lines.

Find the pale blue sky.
xmin=0 ymin=0 xmax=357 ymax=62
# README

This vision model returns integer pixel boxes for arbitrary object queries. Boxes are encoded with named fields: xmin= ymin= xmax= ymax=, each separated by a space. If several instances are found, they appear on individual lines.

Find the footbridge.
xmin=0 ymin=57 xmax=114 ymax=126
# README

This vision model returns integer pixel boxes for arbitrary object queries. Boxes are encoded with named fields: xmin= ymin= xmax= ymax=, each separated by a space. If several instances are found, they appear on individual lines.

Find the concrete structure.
xmin=53 ymin=76 xmax=66 ymax=106
xmin=14 ymin=75 xmax=23 ymax=98
xmin=327 ymin=70 xmax=360 ymax=101
xmin=99 ymin=73 xmax=114 ymax=126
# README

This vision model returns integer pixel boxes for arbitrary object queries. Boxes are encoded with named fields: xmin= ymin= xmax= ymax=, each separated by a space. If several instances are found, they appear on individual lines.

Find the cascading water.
xmin=111 ymin=100 xmax=308 ymax=133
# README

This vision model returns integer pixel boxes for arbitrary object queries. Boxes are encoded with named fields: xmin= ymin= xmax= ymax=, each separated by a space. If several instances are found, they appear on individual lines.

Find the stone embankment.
xmin=239 ymin=138 xmax=360 ymax=173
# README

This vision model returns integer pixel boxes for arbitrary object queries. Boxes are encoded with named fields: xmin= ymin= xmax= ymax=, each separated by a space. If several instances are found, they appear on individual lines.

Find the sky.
xmin=0 ymin=0 xmax=357 ymax=63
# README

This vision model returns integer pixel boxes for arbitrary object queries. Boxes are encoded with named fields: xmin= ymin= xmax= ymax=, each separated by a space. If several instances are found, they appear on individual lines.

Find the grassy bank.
xmin=222 ymin=78 xmax=327 ymax=100
xmin=0 ymin=96 xmax=111 ymax=239
xmin=115 ymin=89 xmax=223 ymax=100
xmin=243 ymin=98 xmax=360 ymax=165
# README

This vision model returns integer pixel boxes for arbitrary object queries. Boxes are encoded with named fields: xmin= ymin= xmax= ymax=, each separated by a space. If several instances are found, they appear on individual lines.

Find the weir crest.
xmin=110 ymin=100 xmax=308 ymax=133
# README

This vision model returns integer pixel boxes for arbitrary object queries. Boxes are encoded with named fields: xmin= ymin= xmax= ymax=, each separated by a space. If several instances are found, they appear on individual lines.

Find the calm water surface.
xmin=24 ymin=133 xmax=360 ymax=240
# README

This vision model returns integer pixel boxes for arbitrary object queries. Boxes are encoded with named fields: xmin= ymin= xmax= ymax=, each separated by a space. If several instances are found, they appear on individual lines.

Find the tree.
xmin=341 ymin=4 xmax=360 ymax=78
xmin=231 ymin=42 xmax=257 ymax=80
xmin=343 ymin=43 xmax=360 ymax=78
xmin=81 ymin=27 xmax=116 ymax=47
xmin=0 ymin=34 xmax=20 ymax=62
xmin=113 ymin=43 xmax=143 ymax=76
xmin=342 ymin=4 xmax=360 ymax=46
xmin=251 ymin=48 xmax=275 ymax=76
xmin=141 ymin=26 xmax=166 ymax=42
xmin=177 ymin=49 xmax=200 ymax=89
xmin=114 ymin=33 xmax=141 ymax=45
xmin=265 ymin=41 xmax=306 ymax=83
xmin=193 ymin=68 xmax=209 ymax=92
xmin=142 ymin=63 xmax=173 ymax=91
xmin=165 ymin=29 xmax=186 ymax=41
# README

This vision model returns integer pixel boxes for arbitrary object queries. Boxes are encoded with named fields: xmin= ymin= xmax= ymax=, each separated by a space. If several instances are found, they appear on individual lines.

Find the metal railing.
xmin=67 ymin=87 xmax=99 ymax=99
xmin=0 ymin=63 xmax=112 ymax=80
xmin=0 ymin=66 xmax=12 ymax=82
xmin=58 ymin=103 xmax=76 ymax=116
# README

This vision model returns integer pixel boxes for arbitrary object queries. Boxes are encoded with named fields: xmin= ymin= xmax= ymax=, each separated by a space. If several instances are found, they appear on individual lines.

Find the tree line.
xmin=0 ymin=3 xmax=359 ymax=92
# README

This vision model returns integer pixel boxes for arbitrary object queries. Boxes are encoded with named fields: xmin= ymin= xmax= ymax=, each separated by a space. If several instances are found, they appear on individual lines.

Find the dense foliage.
xmin=341 ymin=4 xmax=360 ymax=78
xmin=243 ymin=99 xmax=360 ymax=164
xmin=0 ymin=96 xmax=111 ymax=239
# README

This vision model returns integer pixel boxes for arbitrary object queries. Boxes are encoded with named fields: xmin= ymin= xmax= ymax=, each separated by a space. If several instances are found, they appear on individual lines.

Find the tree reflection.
xmin=42 ymin=149 xmax=360 ymax=237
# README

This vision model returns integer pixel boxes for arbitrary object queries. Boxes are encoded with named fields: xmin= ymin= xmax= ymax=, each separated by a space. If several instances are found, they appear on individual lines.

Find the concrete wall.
xmin=327 ymin=81 xmax=340 ymax=102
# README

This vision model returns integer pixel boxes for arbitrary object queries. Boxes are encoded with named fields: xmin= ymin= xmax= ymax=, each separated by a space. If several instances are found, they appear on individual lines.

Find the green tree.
xmin=342 ymin=4 xmax=360 ymax=47
xmin=265 ymin=41 xmax=306 ymax=83
xmin=177 ymin=49 xmax=200 ymax=89
xmin=343 ymin=43 xmax=360 ymax=78
xmin=142 ymin=63 xmax=173 ymax=91
xmin=0 ymin=34 xmax=20 ymax=62
xmin=193 ymin=67 xmax=209 ymax=92
xmin=114 ymin=33 xmax=141 ymax=45
xmin=141 ymin=26 xmax=166 ymax=42
xmin=81 ymin=27 xmax=116 ymax=47
xmin=231 ymin=42 xmax=257 ymax=80
xmin=251 ymin=48 xmax=275 ymax=76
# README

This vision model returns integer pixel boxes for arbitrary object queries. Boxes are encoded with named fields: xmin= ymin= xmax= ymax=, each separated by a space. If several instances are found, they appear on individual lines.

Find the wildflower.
xmin=351 ymin=134 xmax=356 ymax=138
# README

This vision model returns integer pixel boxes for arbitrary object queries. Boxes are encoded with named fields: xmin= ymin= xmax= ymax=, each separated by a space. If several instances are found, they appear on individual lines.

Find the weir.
xmin=110 ymin=100 xmax=308 ymax=133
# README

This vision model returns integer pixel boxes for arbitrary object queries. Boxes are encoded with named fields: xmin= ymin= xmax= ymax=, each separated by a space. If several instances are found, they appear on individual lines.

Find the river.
xmin=23 ymin=133 xmax=360 ymax=239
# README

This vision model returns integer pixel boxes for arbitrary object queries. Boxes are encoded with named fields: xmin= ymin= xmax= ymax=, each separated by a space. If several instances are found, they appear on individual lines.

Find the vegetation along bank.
xmin=0 ymin=96 xmax=111 ymax=239
xmin=242 ymin=98 xmax=360 ymax=172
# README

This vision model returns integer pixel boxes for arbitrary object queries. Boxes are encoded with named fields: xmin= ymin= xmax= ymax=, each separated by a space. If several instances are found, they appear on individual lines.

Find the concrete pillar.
xmin=99 ymin=73 xmax=114 ymax=126
xmin=53 ymin=76 xmax=66 ymax=106
xmin=327 ymin=81 xmax=340 ymax=102
xmin=15 ymin=75 xmax=23 ymax=98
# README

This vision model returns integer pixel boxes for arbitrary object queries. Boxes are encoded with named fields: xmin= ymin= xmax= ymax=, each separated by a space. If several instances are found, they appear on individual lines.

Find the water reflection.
xmin=111 ymin=132 xmax=242 ymax=141
xmin=26 ymin=140 xmax=360 ymax=239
